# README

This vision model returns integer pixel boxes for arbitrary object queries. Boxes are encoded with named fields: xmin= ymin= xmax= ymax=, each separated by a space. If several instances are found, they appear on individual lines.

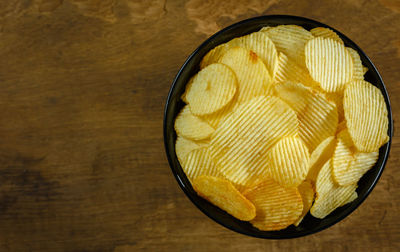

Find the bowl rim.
xmin=163 ymin=14 xmax=393 ymax=239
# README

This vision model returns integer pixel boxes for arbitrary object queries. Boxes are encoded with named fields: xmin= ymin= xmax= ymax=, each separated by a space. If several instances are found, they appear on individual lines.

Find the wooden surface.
xmin=0 ymin=0 xmax=399 ymax=251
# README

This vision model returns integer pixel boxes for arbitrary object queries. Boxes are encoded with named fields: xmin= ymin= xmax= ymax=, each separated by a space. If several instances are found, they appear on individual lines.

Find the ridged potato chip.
xmin=192 ymin=176 xmax=256 ymax=221
xmin=218 ymin=47 xmax=273 ymax=104
xmin=310 ymin=27 xmax=343 ymax=44
xmin=336 ymin=120 xmax=347 ymax=134
xmin=307 ymin=136 xmax=336 ymax=183
xmin=334 ymin=151 xmax=378 ymax=186
xmin=182 ymin=147 xmax=220 ymax=180
xmin=236 ymin=32 xmax=278 ymax=77
xmin=175 ymin=135 xmax=207 ymax=165
xmin=185 ymin=63 xmax=237 ymax=115
xmin=344 ymin=80 xmax=389 ymax=152
xmin=339 ymin=191 xmax=358 ymax=207
xmin=305 ymin=37 xmax=353 ymax=92
xmin=210 ymin=96 xmax=299 ymax=187
xmin=200 ymin=43 xmax=230 ymax=69
xmin=347 ymin=47 xmax=364 ymax=80
xmin=294 ymin=180 xmax=314 ymax=226
xmin=332 ymin=129 xmax=354 ymax=185
xmin=266 ymin=137 xmax=310 ymax=187
xmin=244 ymin=178 xmax=303 ymax=231
xmin=310 ymin=159 xmax=358 ymax=219
xmin=201 ymin=97 xmax=237 ymax=129
xmin=200 ymin=32 xmax=278 ymax=77
xmin=262 ymin=25 xmax=313 ymax=68
xmin=181 ymin=77 xmax=193 ymax=103
xmin=275 ymin=82 xmax=338 ymax=152
xmin=326 ymin=92 xmax=344 ymax=122
xmin=174 ymin=106 xmax=215 ymax=140
xmin=274 ymin=53 xmax=319 ymax=88
xmin=363 ymin=66 xmax=368 ymax=75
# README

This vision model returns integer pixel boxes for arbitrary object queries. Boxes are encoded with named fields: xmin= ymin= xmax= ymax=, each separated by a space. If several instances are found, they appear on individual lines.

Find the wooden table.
xmin=0 ymin=0 xmax=399 ymax=251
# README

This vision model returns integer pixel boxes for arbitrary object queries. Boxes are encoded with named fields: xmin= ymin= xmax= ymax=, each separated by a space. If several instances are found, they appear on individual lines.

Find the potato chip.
xmin=210 ymin=96 xmax=299 ymax=187
xmin=363 ymin=66 xmax=368 ymax=75
xmin=347 ymin=47 xmax=364 ymax=80
xmin=200 ymin=43 xmax=230 ymax=69
xmin=259 ymin=26 xmax=272 ymax=32
xmin=310 ymin=159 xmax=358 ymax=219
xmin=236 ymin=32 xmax=278 ymax=77
xmin=218 ymin=47 xmax=273 ymax=104
xmin=274 ymin=53 xmax=319 ymax=88
xmin=339 ymin=191 xmax=358 ymax=207
xmin=262 ymin=25 xmax=313 ymax=68
xmin=244 ymin=178 xmax=303 ymax=231
xmin=200 ymin=32 xmax=278 ymax=77
xmin=307 ymin=136 xmax=336 ymax=183
xmin=201 ymin=97 xmax=237 ymax=129
xmin=193 ymin=176 xmax=256 ymax=221
xmin=182 ymin=147 xmax=220 ymax=180
xmin=334 ymin=151 xmax=378 ymax=186
xmin=181 ymin=77 xmax=193 ymax=103
xmin=266 ymin=137 xmax=310 ymax=187
xmin=326 ymin=92 xmax=344 ymax=122
xmin=294 ymin=180 xmax=314 ymax=226
xmin=174 ymin=106 xmax=215 ymax=140
xmin=175 ymin=135 xmax=207 ymax=165
xmin=275 ymin=82 xmax=338 ymax=152
xmin=336 ymin=121 xmax=347 ymax=133
xmin=332 ymin=129 xmax=354 ymax=183
xmin=310 ymin=27 xmax=343 ymax=44
xmin=305 ymin=37 xmax=353 ymax=92
xmin=344 ymin=80 xmax=389 ymax=152
xmin=186 ymin=63 xmax=237 ymax=115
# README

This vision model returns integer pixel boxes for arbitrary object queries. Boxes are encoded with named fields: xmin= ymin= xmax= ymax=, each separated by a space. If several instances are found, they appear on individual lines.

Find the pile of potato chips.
xmin=174 ymin=25 xmax=389 ymax=231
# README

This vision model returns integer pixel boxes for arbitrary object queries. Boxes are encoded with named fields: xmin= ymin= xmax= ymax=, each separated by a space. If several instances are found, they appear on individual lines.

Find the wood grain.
xmin=0 ymin=0 xmax=399 ymax=251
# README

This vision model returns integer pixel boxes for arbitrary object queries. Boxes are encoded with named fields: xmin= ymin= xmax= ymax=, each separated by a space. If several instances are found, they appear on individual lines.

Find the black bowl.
xmin=163 ymin=15 xmax=393 ymax=239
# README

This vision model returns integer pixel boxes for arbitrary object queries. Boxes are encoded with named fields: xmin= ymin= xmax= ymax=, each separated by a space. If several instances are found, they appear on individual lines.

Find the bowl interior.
xmin=164 ymin=15 xmax=392 ymax=239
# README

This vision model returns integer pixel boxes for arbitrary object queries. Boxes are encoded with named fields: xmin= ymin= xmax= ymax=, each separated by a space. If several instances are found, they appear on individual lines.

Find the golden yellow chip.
xmin=235 ymin=32 xmax=278 ymax=77
xmin=344 ymin=80 xmax=389 ymax=152
xmin=266 ymin=137 xmax=310 ymax=187
xmin=336 ymin=120 xmax=347 ymax=134
xmin=201 ymin=97 xmax=237 ymax=129
xmin=307 ymin=136 xmax=336 ymax=183
xmin=244 ymin=178 xmax=303 ymax=231
xmin=182 ymin=147 xmax=220 ymax=181
xmin=326 ymin=92 xmax=344 ymax=122
xmin=218 ymin=47 xmax=273 ymax=104
xmin=310 ymin=27 xmax=343 ymax=44
xmin=192 ymin=176 xmax=256 ymax=221
xmin=210 ymin=96 xmax=299 ymax=187
xmin=294 ymin=180 xmax=314 ymax=226
xmin=259 ymin=26 xmax=272 ymax=32
xmin=339 ymin=191 xmax=358 ymax=207
xmin=363 ymin=66 xmax=368 ymax=75
xmin=275 ymin=82 xmax=338 ymax=152
xmin=274 ymin=53 xmax=319 ymax=88
xmin=200 ymin=43 xmax=230 ymax=69
xmin=181 ymin=77 xmax=193 ymax=103
xmin=262 ymin=25 xmax=313 ymax=68
xmin=175 ymin=135 xmax=207 ymax=165
xmin=310 ymin=159 xmax=358 ymax=219
xmin=305 ymin=37 xmax=353 ymax=92
xmin=347 ymin=47 xmax=364 ymax=80
xmin=174 ymin=106 xmax=215 ymax=141
xmin=186 ymin=63 xmax=237 ymax=115
xmin=332 ymin=129 xmax=354 ymax=184
xmin=200 ymin=32 xmax=278 ymax=76
xmin=334 ymin=151 xmax=378 ymax=186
